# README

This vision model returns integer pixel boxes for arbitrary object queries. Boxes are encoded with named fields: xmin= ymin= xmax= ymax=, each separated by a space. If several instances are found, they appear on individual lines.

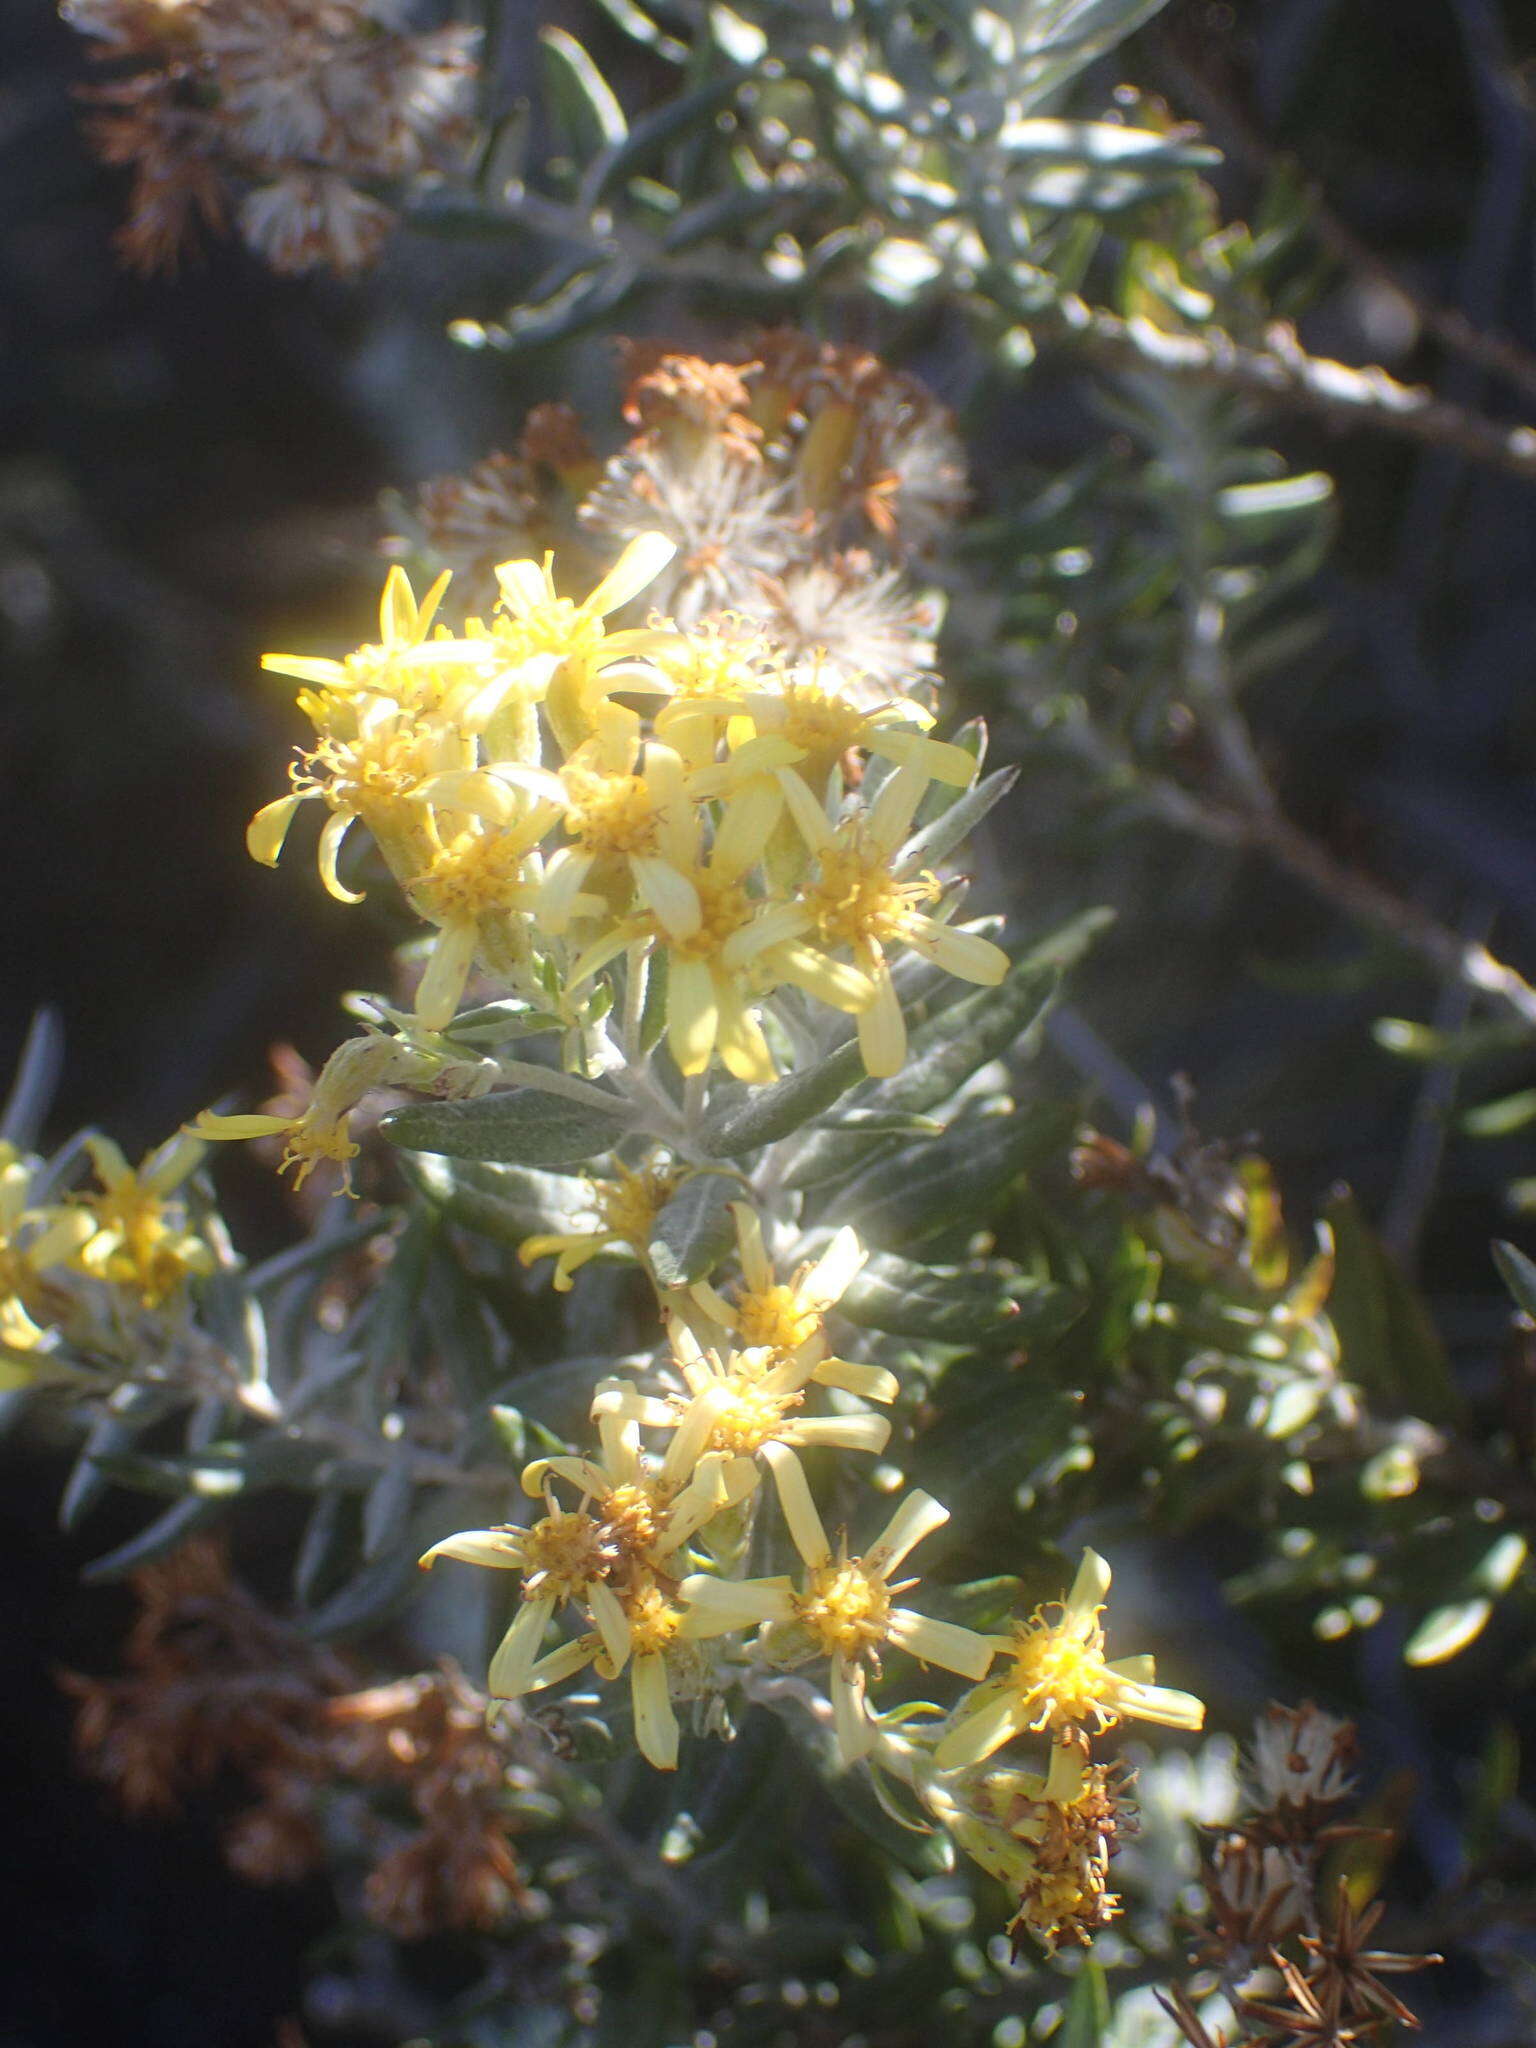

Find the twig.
xmin=1038 ymin=297 xmax=1536 ymax=487
xmin=1057 ymin=712 xmax=1536 ymax=1033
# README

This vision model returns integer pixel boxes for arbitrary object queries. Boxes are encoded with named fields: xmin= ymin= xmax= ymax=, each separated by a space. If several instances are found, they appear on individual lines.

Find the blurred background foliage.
xmin=9 ymin=0 xmax=1536 ymax=2042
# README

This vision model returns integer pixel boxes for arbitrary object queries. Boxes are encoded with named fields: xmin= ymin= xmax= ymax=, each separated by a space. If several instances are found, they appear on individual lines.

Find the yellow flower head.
xmin=777 ymin=764 xmax=1008 ymax=1076
xmin=933 ymin=1551 xmax=1205 ymax=1770
xmin=495 ymin=532 xmax=678 ymax=753
xmin=420 ymin=1403 xmax=756 ymax=1704
xmin=679 ymin=1444 xmax=993 ymax=1767
xmin=924 ymin=1739 xmax=1129 ymax=1950
xmin=73 ymin=1132 xmax=215 ymax=1309
xmin=518 ymin=1157 xmax=682 ymax=1291
xmin=191 ymin=1108 xmax=361 ymax=1193
xmin=0 ymin=1144 xmax=95 ymax=1362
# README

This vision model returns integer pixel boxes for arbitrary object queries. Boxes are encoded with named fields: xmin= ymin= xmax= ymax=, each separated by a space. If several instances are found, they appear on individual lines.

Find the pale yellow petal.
xmin=585 ymin=532 xmax=677 ymax=618
xmin=904 ymin=917 xmax=1009 ymax=986
xmin=632 ymin=856 xmax=702 ymax=942
xmin=587 ymin=1580 xmax=632 ymax=1672
xmin=676 ymin=1573 xmax=795 ymax=1634
xmin=729 ymin=1201 xmax=772 ymax=1294
xmin=784 ymin=1413 xmax=891 ymax=1455
xmin=318 ymin=809 xmax=365 ymax=904
xmin=801 ymin=1226 xmax=865 ymax=1310
xmin=810 ymin=1363 xmax=895 ymax=1410
xmin=886 ymin=1608 xmax=995 ymax=1681
xmin=247 ymin=794 xmax=305 ymax=867
xmin=761 ymin=1439 xmax=831 ymax=1568
xmin=489 ymin=1596 xmax=556 ymax=1697
xmin=414 ymin=919 xmax=479 ymax=1033
xmin=868 ymin=1490 xmax=948 ymax=1576
xmin=933 ymin=1685 xmax=1029 ymax=1771
xmin=830 ymin=1655 xmax=877 ymax=1767
xmin=667 ymin=957 xmax=719 ymax=1075
xmin=857 ymin=963 xmax=906 ymax=1077
xmin=419 ymin=1528 xmax=526 ymax=1569
xmin=631 ymin=1653 xmax=680 ymax=1770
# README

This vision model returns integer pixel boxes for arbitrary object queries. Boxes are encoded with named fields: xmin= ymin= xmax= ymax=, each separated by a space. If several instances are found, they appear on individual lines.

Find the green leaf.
xmin=838 ymin=1250 xmax=1080 ymax=1349
xmin=1494 ymin=1239 xmax=1536 ymax=1318
xmin=1058 ymin=1956 xmax=1111 ymax=2047
xmin=895 ymin=766 xmax=1019 ymax=876
xmin=539 ymin=26 xmax=627 ymax=156
xmin=995 ymin=118 xmax=1218 ymax=171
xmin=835 ymin=1105 xmax=1075 ymax=1251
xmin=381 ymin=1086 xmax=631 ymax=1166
xmin=406 ymin=1153 xmax=594 ymax=1249
xmin=648 ymin=1171 xmax=740 ymax=1288
xmin=81 ymin=1496 xmax=227 ymax=1583
xmin=1324 ymin=1191 xmax=1460 ymax=1424
xmin=296 ymin=1543 xmax=420 ymax=1641
xmin=863 ymin=916 xmax=1108 ymax=1119
xmin=1404 ymin=1597 xmax=1493 ymax=1667
xmin=699 ymin=1038 xmax=867 ymax=1157
xmin=362 ymin=1456 xmax=416 ymax=1562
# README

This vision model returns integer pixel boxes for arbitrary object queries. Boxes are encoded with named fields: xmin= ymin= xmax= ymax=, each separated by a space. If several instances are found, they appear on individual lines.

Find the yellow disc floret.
xmin=794 ymin=1557 xmax=894 ymax=1662
xmin=517 ymin=1509 xmax=610 ymax=1603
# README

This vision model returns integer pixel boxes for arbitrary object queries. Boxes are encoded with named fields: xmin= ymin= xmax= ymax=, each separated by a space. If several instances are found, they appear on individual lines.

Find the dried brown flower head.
xmin=63 ymin=1539 xmax=528 ymax=1938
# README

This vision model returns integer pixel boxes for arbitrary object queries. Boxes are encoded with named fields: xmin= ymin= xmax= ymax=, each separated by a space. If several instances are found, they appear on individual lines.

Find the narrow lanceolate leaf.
xmin=1494 ymin=1239 xmax=1536 ymax=1320
xmin=406 ymin=1154 xmax=595 ymax=1248
xmin=81 ymin=1495 xmax=227 ymax=1583
xmin=1325 ymin=1190 xmax=1461 ymax=1424
xmin=895 ymin=766 xmax=1018 ymax=877
xmin=648 ymin=1171 xmax=740 ymax=1289
xmin=1058 ymin=1954 xmax=1111 ymax=2048
xmin=835 ymin=1105 xmax=1077 ymax=1250
xmin=539 ymin=26 xmax=627 ymax=157
xmin=381 ymin=1087 xmax=632 ymax=1167
xmin=295 ymin=1546 xmax=421 ymax=1642
xmin=699 ymin=1037 xmax=867 ymax=1157
xmin=838 ymin=1251 xmax=1081 ymax=1349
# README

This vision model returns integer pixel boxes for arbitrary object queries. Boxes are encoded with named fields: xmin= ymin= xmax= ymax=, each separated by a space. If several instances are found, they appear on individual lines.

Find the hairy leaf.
xmin=648 ymin=1171 xmax=740 ymax=1288
xmin=382 ymin=1086 xmax=632 ymax=1166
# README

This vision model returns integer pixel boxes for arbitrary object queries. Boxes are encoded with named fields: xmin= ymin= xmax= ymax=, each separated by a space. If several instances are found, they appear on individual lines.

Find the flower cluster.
xmin=0 ymin=1129 xmax=220 ymax=1378
xmin=216 ymin=517 xmax=1001 ymax=1101
xmin=427 ymin=1178 xmax=1204 ymax=1945
xmin=404 ymin=336 xmax=965 ymax=700
xmin=63 ymin=0 xmax=478 ymax=274
xmin=178 ymin=340 xmax=1207 ymax=1948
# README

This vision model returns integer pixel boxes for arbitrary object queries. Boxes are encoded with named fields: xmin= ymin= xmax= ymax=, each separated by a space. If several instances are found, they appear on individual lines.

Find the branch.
xmin=1041 ymin=297 xmax=1536 ymax=486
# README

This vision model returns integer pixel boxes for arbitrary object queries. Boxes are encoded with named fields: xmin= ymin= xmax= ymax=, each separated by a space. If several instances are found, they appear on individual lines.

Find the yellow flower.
xmin=733 ymin=668 xmax=978 ymax=799
xmin=248 ymin=704 xmax=474 ymax=903
xmin=72 ymin=1132 xmax=215 ymax=1309
xmin=458 ymin=699 xmax=693 ymax=938
xmin=649 ymin=614 xmax=784 ymax=767
xmin=518 ymin=1157 xmax=683 ymax=1291
xmin=931 ymin=1741 xmax=1129 ymax=1952
xmin=0 ymin=1143 xmax=94 ymax=1367
xmin=932 ymin=1550 xmax=1205 ymax=1771
xmin=419 ymin=1403 xmax=755 ymax=1704
xmin=494 ymin=532 xmax=679 ymax=753
xmin=687 ymin=1205 xmax=893 ymax=1400
xmin=563 ymin=776 xmax=871 ymax=1083
xmin=778 ymin=763 xmax=1009 ymax=1076
xmin=679 ymin=1443 xmax=994 ymax=1767
xmin=498 ymin=1577 xmax=725 ymax=1771
xmin=260 ymin=562 xmax=454 ymax=713
xmin=189 ymin=1035 xmax=437 ymax=1194
xmin=651 ymin=1315 xmax=893 ymax=1470
xmin=403 ymin=811 xmax=553 ymax=1031
xmin=191 ymin=1108 xmax=361 ymax=1193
